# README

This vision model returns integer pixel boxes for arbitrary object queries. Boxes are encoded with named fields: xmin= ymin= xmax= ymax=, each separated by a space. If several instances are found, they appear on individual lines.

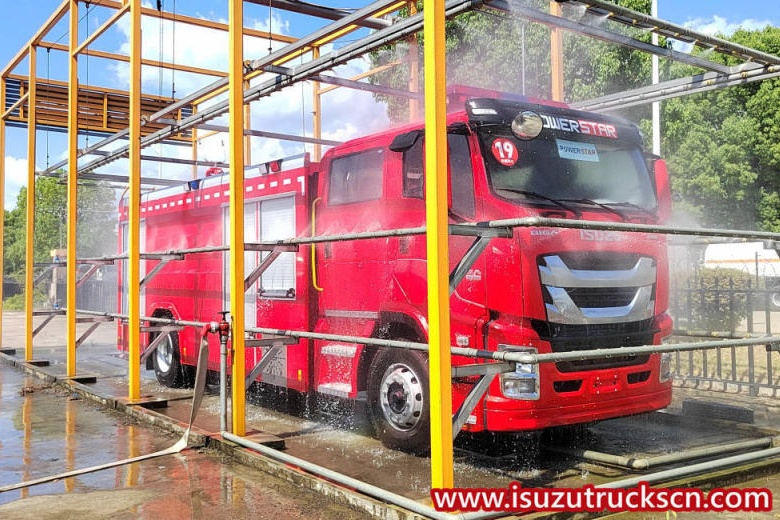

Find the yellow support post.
xmin=127 ymin=0 xmax=142 ymax=400
xmin=312 ymin=46 xmax=322 ymax=162
xmin=0 ymin=77 xmax=6 ymax=346
xmin=550 ymin=0 xmax=564 ymax=102
xmin=191 ymin=105 xmax=198 ymax=179
xmin=228 ymin=0 xmax=246 ymax=436
xmin=244 ymin=80 xmax=252 ymax=166
xmin=24 ymin=46 xmax=37 ymax=362
xmin=423 ymin=0 xmax=453 ymax=489
xmin=66 ymin=0 xmax=78 ymax=378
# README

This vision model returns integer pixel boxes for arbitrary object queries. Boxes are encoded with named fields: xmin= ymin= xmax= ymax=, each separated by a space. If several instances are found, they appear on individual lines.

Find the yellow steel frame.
xmin=127 ymin=0 xmax=142 ymax=400
xmin=550 ymin=0 xmax=564 ymax=102
xmin=0 ymin=78 xmax=5 ymax=345
xmin=2 ymin=0 xmax=457 ymax=487
xmin=312 ymin=46 xmax=322 ymax=162
xmin=228 ymin=0 xmax=247 ymax=436
xmin=423 ymin=0 xmax=454 ymax=488
xmin=24 ymin=46 xmax=37 ymax=362
xmin=66 ymin=0 xmax=79 ymax=377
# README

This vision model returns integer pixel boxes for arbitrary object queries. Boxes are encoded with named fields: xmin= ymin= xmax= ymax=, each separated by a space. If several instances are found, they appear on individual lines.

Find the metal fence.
xmin=670 ymin=275 xmax=780 ymax=396
xmin=55 ymin=268 xmax=118 ymax=313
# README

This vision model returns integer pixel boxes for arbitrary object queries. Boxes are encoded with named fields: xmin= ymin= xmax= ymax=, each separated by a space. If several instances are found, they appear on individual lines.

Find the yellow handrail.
xmin=311 ymin=197 xmax=324 ymax=292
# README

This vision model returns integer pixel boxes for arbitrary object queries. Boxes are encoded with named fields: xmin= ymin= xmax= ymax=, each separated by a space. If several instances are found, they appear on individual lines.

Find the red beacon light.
xmin=205 ymin=166 xmax=224 ymax=177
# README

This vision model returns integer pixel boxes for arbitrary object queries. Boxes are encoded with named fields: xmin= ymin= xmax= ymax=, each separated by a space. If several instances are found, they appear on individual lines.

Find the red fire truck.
xmin=118 ymin=90 xmax=674 ymax=452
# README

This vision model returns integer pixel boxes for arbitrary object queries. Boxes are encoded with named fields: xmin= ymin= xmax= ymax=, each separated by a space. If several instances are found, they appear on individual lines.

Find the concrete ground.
xmin=0 ymin=310 xmax=778 ymax=519
xmin=0 ymin=364 xmax=372 ymax=520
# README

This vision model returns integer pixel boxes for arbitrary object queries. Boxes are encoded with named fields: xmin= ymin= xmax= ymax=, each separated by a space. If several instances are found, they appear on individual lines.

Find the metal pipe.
xmin=571 ymin=0 xmax=780 ymax=66
xmin=477 ymin=216 xmax=780 ymax=241
xmin=75 ymin=0 xmax=482 ymax=175
xmin=244 ymin=0 xmax=391 ymax=30
xmin=597 ymin=446 xmax=780 ymax=489
xmin=552 ymin=437 xmax=775 ymax=470
xmin=576 ymin=65 xmax=780 ymax=112
xmin=222 ymin=432 xmax=458 ymax=520
xmin=219 ymin=319 xmax=229 ymax=432
xmin=489 ymin=0 xmax=731 ymax=74
xmin=71 ymin=308 xmax=780 ymax=365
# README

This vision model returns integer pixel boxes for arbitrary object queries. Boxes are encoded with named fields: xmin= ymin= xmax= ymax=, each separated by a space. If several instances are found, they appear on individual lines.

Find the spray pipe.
xmin=218 ymin=311 xmax=231 ymax=432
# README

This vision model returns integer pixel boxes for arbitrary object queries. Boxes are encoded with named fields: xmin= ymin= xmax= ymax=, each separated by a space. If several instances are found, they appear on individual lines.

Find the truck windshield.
xmin=478 ymin=131 xmax=657 ymax=212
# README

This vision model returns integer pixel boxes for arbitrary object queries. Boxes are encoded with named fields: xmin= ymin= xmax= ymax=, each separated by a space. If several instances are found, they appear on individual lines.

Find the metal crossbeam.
xmin=75 ymin=316 xmax=114 ymax=349
xmin=244 ymin=345 xmax=279 ymax=386
xmin=140 ymin=255 xmax=183 ymax=289
xmin=190 ymin=122 xmax=343 ymax=147
xmin=33 ymin=265 xmax=56 ymax=286
xmin=450 ymin=363 xmax=515 ymax=440
xmin=74 ymin=0 xmax=480 ymax=175
xmin=312 ymin=74 xmax=422 ymax=100
xmin=575 ymin=65 xmax=780 ymax=112
xmin=449 ymin=236 xmax=491 ymax=294
xmin=487 ymin=0 xmax=731 ymax=74
xmin=245 ymin=335 xmax=298 ymax=348
xmin=567 ymin=0 xmax=780 ymax=67
xmin=139 ymin=326 xmax=183 ymax=364
xmin=76 ymin=264 xmax=101 ymax=288
xmin=245 ymin=0 xmax=391 ymax=30
xmin=32 ymin=313 xmax=58 ymax=337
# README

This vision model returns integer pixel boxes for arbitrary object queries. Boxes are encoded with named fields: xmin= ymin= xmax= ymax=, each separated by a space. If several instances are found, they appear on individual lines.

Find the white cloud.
xmin=682 ymin=15 xmax=772 ymax=37
xmin=4 ymin=156 xmax=28 ymax=210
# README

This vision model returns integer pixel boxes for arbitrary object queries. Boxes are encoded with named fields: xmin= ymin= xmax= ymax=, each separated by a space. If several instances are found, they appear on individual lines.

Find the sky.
xmin=0 ymin=0 xmax=778 ymax=210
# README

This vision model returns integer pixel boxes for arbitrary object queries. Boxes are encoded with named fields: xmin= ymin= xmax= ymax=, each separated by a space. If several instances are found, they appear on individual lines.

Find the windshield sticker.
xmin=491 ymin=138 xmax=519 ymax=167
xmin=541 ymin=114 xmax=618 ymax=139
xmin=556 ymin=139 xmax=600 ymax=162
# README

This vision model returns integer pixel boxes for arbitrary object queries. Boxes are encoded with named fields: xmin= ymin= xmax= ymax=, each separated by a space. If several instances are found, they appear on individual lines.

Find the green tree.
xmin=369 ymin=0 xmax=655 ymax=122
xmin=3 ymin=173 xmax=117 ymax=278
xmin=659 ymin=26 xmax=780 ymax=231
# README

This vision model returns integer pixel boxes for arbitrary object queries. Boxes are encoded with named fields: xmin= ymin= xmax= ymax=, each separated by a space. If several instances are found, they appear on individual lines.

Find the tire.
xmin=367 ymin=348 xmax=430 ymax=454
xmin=152 ymin=331 xmax=191 ymax=388
xmin=770 ymin=291 xmax=780 ymax=311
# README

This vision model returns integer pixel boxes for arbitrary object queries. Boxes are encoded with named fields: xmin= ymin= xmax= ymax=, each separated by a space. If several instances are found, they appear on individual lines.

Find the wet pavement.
xmin=0 ymin=364 xmax=371 ymax=519
xmin=1 ymin=310 xmax=779 ymax=518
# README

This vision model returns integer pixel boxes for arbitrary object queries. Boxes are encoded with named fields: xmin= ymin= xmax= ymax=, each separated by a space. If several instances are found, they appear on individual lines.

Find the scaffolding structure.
xmin=2 ymin=0 xmax=780 ymax=498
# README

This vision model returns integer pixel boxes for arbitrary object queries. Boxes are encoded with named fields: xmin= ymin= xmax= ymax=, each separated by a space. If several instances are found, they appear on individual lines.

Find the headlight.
xmin=499 ymin=345 xmax=540 ymax=400
xmin=511 ymin=111 xmax=544 ymax=140
xmin=659 ymin=352 xmax=673 ymax=382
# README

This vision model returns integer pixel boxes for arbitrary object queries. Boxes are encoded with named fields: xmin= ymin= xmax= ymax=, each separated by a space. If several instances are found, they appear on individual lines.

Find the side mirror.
xmin=653 ymin=158 xmax=672 ymax=223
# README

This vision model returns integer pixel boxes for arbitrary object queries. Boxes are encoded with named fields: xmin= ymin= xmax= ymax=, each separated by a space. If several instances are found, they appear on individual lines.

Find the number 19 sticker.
xmin=491 ymin=138 xmax=519 ymax=167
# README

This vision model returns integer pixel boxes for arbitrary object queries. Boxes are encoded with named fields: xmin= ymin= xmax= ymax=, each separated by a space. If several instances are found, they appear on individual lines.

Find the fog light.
xmin=659 ymin=352 xmax=673 ymax=382
xmin=499 ymin=345 xmax=539 ymax=400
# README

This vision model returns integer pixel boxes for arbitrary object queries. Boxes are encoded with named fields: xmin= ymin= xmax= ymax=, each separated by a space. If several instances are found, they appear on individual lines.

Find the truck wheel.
xmin=771 ymin=292 xmax=780 ymax=311
xmin=152 ymin=331 xmax=189 ymax=388
xmin=367 ymin=348 xmax=430 ymax=454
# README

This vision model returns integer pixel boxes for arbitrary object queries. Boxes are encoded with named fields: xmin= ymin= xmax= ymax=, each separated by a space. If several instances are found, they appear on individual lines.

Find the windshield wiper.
xmin=496 ymin=188 xmax=581 ymax=217
xmin=609 ymin=201 xmax=656 ymax=218
xmin=558 ymin=198 xmax=628 ymax=221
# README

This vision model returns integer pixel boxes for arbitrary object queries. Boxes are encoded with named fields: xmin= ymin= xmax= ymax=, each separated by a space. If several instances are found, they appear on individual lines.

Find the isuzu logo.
xmin=580 ymin=229 xmax=623 ymax=242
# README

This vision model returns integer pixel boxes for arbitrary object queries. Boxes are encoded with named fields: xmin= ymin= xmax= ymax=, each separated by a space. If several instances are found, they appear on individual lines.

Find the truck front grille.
xmin=537 ymin=253 xmax=656 ymax=325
